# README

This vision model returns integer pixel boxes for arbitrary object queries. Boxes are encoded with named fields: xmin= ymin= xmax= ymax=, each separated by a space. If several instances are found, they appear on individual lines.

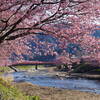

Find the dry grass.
xmin=15 ymin=82 xmax=100 ymax=100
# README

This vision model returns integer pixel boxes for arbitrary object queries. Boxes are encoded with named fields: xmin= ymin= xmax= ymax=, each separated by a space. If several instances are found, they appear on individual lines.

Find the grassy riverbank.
xmin=16 ymin=65 xmax=44 ymax=70
xmin=0 ymin=65 xmax=45 ymax=73
xmin=0 ymin=66 xmax=40 ymax=100
xmin=0 ymin=67 xmax=12 ymax=74
xmin=0 ymin=78 xmax=40 ymax=100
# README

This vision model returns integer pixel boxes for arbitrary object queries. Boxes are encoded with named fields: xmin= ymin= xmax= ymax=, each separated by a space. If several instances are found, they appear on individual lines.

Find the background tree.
xmin=0 ymin=0 xmax=100 ymax=66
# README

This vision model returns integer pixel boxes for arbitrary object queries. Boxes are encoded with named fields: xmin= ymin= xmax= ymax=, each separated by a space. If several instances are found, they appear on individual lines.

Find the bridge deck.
xmin=8 ymin=61 xmax=56 ymax=67
xmin=8 ymin=61 xmax=57 ymax=72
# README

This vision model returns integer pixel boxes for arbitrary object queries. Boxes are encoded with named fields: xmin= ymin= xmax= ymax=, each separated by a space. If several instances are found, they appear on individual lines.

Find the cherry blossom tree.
xmin=79 ymin=34 xmax=100 ymax=64
xmin=0 ymin=0 xmax=100 ymax=66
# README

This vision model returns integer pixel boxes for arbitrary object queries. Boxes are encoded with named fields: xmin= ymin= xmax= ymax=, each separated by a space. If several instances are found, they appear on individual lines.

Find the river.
xmin=3 ymin=68 xmax=100 ymax=94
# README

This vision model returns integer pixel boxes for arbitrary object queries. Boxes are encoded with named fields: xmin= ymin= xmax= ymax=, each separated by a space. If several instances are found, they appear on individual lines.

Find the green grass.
xmin=0 ymin=66 xmax=42 ymax=100
xmin=0 ymin=67 xmax=12 ymax=74
xmin=0 ymin=65 xmax=44 ymax=74
xmin=0 ymin=78 xmax=40 ymax=100
xmin=16 ymin=65 xmax=44 ymax=70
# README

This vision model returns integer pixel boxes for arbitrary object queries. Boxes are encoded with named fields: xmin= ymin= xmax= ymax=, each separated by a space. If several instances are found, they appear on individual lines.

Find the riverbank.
xmin=0 ymin=66 xmax=13 ymax=74
xmin=2 ymin=65 xmax=100 ymax=79
xmin=1 ymin=66 xmax=100 ymax=100
xmin=0 ymin=78 xmax=40 ymax=100
xmin=15 ymin=82 xmax=100 ymax=100
xmin=70 ymin=73 xmax=100 ymax=79
xmin=32 ymin=66 xmax=100 ymax=80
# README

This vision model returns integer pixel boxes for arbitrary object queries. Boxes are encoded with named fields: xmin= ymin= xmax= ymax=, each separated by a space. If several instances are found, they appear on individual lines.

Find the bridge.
xmin=8 ymin=61 xmax=56 ymax=72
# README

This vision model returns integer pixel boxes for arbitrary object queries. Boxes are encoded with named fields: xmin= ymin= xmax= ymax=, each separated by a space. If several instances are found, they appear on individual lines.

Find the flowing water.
xmin=3 ymin=69 xmax=100 ymax=94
